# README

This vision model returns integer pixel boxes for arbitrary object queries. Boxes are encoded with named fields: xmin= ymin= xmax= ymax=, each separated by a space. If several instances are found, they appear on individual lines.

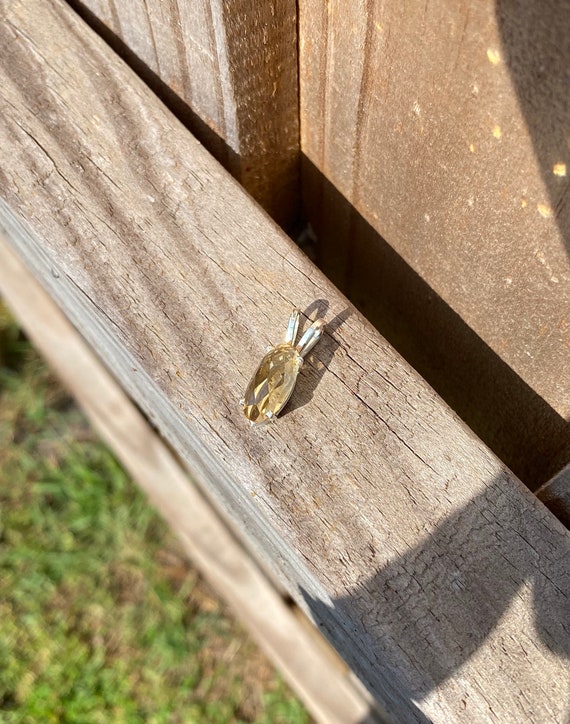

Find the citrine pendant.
xmin=240 ymin=309 xmax=325 ymax=426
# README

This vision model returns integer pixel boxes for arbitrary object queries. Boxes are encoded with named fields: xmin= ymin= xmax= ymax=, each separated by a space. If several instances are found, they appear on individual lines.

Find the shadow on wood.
xmin=285 ymin=303 xmax=352 ymax=416
xmin=537 ymin=465 xmax=570 ymax=530
xmin=496 ymin=0 xmax=570 ymax=520
xmin=302 ymin=155 xmax=570 ymax=491
xmin=301 ymin=473 xmax=570 ymax=720
xmin=496 ymin=0 xmax=570 ymax=266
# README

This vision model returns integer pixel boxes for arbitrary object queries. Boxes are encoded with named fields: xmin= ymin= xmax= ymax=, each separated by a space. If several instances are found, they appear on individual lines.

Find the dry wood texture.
xmin=0 ymin=233 xmax=378 ymax=724
xmin=0 ymin=1 xmax=569 ymax=721
xmin=299 ymin=0 xmax=570 ymax=488
xmin=71 ymin=0 xmax=299 ymax=226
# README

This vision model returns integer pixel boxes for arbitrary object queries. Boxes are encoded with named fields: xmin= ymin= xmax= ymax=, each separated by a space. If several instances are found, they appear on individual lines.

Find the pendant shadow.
xmin=282 ymin=302 xmax=352 ymax=416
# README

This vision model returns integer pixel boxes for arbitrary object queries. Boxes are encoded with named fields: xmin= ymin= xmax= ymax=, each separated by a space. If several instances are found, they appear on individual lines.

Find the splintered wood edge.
xmin=0 ymin=1 xmax=568 ymax=721
xmin=0 ymin=233 xmax=379 ymax=724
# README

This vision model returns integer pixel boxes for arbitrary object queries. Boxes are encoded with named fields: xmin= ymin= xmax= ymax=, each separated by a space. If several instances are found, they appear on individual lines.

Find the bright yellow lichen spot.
xmin=553 ymin=162 xmax=567 ymax=177
xmin=469 ymin=143 xmax=475 ymax=153
xmin=521 ymin=198 xmax=527 ymax=208
xmin=537 ymin=203 xmax=553 ymax=218
xmin=487 ymin=49 xmax=501 ymax=65
xmin=492 ymin=125 xmax=502 ymax=139
xmin=375 ymin=21 xmax=383 ymax=31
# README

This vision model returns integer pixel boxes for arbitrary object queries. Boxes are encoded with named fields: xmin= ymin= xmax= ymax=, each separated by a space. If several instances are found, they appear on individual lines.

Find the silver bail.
xmin=295 ymin=319 xmax=325 ymax=357
xmin=285 ymin=308 xmax=301 ymax=344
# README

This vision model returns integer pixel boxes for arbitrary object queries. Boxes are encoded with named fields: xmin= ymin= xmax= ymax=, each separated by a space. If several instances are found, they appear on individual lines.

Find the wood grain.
xmin=0 ymin=232 xmax=379 ymax=724
xmin=73 ymin=0 xmax=300 ymax=226
xmin=299 ymin=0 xmax=570 ymax=488
xmin=0 ymin=1 xmax=569 ymax=721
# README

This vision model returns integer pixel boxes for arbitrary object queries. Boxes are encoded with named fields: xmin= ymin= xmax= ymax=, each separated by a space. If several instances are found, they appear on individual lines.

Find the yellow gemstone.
xmin=242 ymin=344 xmax=302 ymax=424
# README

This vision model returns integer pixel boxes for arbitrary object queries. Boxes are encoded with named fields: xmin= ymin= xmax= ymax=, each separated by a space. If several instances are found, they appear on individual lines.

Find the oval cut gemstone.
xmin=242 ymin=343 xmax=302 ymax=425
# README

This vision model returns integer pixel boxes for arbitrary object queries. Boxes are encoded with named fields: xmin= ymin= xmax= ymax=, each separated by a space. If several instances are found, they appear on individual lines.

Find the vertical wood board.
xmin=299 ymin=0 xmax=570 ymax=486
xmin=74 ymin=0 xmax=300 ymax=226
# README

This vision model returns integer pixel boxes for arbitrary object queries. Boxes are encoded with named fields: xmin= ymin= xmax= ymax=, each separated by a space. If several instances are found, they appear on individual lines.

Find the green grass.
xmin=0 ymin=303 xmax=309 ymax=723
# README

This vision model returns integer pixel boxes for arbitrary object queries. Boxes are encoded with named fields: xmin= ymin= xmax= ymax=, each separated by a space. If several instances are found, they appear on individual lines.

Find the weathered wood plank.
xmin=71 ymin=0 xmax=299 ymax=226
xmin=0 ymin=2 xmax=568 ymax=721
xmin=299 ymin=0 xmax=570 ymax=488
xmin=0 ymin=232 xmax=379 ymax=724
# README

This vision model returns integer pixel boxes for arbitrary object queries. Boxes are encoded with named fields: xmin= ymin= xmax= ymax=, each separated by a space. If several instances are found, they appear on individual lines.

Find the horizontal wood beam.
xmin=0 ymin=232 xmax=378 ymax=724
xmin=0 ymin=1 xmax=568 ymax=721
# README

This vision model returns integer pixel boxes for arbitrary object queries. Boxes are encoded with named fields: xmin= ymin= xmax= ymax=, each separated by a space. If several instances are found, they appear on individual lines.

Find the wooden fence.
xmin=0 ymin=1 xmax=568 ymax=721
